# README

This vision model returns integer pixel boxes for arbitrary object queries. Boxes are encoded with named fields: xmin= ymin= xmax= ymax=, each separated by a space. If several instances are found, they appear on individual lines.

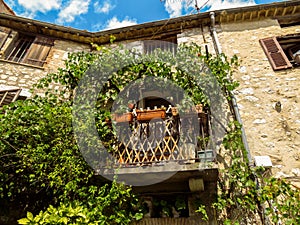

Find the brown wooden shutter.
xmin=0 ymin=26 xmax=11 ymax=50
xmin=259 ymin=37 xmax=292 ymax=71
xmin=0 ymin=89 xmax=21 ymax=108
xmin=23 ymin=36 xmax=54 ymax=67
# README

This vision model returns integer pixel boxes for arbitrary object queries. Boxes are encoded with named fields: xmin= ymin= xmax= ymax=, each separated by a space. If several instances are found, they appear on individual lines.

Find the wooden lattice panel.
xmin=115 ymin=111 xmax=210 ymax=166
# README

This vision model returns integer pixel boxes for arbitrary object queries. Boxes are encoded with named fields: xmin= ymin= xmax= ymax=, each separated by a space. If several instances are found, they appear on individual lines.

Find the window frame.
xmin=259 ymin=34 xmax=300 ymax=71
xmin=143 ymin=35 xmax=177 ymax=55
xmin=0 ymin=28 xmax=54 ymax=67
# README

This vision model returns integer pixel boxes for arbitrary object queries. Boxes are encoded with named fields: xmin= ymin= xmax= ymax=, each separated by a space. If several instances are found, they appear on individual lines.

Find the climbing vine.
xmin=1 ymin=41 xmax=298 ymax=225
xmin=207 ymin=121 xmax=300 ymax=225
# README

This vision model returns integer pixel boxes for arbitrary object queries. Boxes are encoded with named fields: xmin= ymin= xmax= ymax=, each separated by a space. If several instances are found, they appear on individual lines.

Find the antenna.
xmin=160 ymin=0 xmax=210 ymax=15
xmin=191 ymin=0 xmax=210 ymax=14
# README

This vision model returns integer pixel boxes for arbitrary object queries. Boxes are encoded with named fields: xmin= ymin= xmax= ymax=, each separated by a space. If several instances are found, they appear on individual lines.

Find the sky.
xmin=5 ymin=0 xmax=285 ymax=32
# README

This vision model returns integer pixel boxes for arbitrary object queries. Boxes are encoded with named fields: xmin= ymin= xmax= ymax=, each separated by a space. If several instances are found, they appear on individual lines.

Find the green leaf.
xmin=17 ymin=218 xmax=30 ymax=224
xmin=27 ymin=212 xmax=34 ymax=221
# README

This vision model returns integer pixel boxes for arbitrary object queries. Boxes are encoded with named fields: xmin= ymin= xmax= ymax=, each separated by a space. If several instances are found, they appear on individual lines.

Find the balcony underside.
xmin=98 ymin=161 xmax=218 ymax=193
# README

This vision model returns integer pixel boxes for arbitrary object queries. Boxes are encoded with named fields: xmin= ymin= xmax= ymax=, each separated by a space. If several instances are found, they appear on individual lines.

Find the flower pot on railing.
xmin=195 ymin=104 xmax=203 ymax=113
xmin=112 ymin=112 xmax=133 ymax=123
xmin=136 ymin=109 xmax=166 ymax=121
xmin=171 ymin=107 xmax=179 ymax=116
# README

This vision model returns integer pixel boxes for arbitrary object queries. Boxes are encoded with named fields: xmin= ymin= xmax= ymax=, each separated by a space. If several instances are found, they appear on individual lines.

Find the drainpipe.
xmin=209 ymin=11 xmax=252 ymax=164
xmin=210 ymin=12 xmax=222 ymax=56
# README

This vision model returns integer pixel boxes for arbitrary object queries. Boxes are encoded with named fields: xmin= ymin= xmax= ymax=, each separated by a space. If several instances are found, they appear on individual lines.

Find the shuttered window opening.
xmin=259 ymin=37 xmax=292 ymax=71
xmin=6 ymin=34 xmax=35 ymax=63
xmin=4 ymin=33 xmax=54 ymax=67
xmin=144 ymin=40 xmax=177 ymax=55
xmin=0 ymin=89 xmax=22 ymax=108
xmin=144 ymin=36 xmax=177 ymax=56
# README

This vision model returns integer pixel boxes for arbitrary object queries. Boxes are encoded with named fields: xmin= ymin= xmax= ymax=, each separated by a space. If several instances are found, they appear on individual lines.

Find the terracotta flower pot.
xmin=112 ymin=112 xmax=133 ymax=123
xmin=136 ymin=109 xmax=166 ymax=121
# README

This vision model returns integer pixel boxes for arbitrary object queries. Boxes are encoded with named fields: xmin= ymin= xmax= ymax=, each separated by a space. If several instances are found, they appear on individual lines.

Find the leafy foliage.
xmin=1 ymin=41 xmax=298 ymax=225
xmin=17 ymin=181 xmax=143 ymax=225
xmin=0 ymin=87 xmax=142 ymax=223
xmin=209 ymin=122 xmax=300 ymax=224
xmin=0 ymin=98 xmax=89 ymax=218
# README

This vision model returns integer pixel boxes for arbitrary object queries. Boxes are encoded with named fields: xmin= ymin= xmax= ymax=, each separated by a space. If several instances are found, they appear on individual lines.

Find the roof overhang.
xmin=0 ymin=0 xmax=299 ymax=45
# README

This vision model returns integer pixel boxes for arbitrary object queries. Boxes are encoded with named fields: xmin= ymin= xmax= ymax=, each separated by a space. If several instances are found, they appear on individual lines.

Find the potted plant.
xmin=111 ymin=104 xmax=133 ymax=123
xmin=112 ymin=112 xmax=133 ymax=123
xmin=136 ymin=108 xmax=166 ymax=121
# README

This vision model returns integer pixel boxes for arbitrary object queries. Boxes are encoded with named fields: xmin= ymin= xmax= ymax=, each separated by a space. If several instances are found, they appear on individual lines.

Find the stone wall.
xmin=217 ymin=19 xmax=300 ymax=185
xmin=0 ymin=39 xmax=90 ymax=93
xmin=176 ymin=18 xmax=300 ymax=185
xmin=177 ymin=26 xmax=216 ymax=56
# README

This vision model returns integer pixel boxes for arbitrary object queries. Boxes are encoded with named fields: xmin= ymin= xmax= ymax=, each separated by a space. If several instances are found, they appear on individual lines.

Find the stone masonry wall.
xmin=217 ymin=19 xmax=300 ymax=185
xmin=0 ymin=39 xmax=90 ymax=93
xmin=177 ymin=26 xmax=216 ymax=56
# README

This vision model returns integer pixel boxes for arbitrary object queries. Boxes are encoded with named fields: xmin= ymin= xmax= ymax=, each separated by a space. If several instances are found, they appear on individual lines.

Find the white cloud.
xmin=164 ymin=0 xmax=256 ymax=17
xmin=18 ymin=0 xmax=61 ymax=13
xmin=94 ymin=0 xmax=115 ymax=14
xmin=18 ymin=11 xmax=36 ymax=19
xmin=102 ymin=16 xmax=137 ymax=30
xmin=205 ymin=0 xmax=256 ymax=11
xmin=164 ymin=0 xmax=182 ymax=18
xmin=57 ymin=0 xmax=91 ymax=23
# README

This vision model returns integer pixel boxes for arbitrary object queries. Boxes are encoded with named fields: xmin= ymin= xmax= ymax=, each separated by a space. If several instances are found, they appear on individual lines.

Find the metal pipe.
xmin=209 ymin=11 xmax=252 ymax=164
xmin=210 ymin=12 xmax=222 ymax=56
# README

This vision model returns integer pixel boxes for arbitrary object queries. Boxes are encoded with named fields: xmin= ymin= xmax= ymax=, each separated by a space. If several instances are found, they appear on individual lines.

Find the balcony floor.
xmin=97 ymin=161 xmax=218 ymax=192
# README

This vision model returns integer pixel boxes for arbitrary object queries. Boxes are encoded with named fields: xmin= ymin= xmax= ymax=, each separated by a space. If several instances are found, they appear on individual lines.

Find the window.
xmin=6 ymin=34 xmax=35 ymax=63
xmin=259 ymin=34 xmax=300 ymax=71
xmin=0 ymin=88 xmax=24 ymax=108
xmin=0 ymin=30 xmax=54 ymax=67
xmin=144 ymin=35 xmax=177 ymax=55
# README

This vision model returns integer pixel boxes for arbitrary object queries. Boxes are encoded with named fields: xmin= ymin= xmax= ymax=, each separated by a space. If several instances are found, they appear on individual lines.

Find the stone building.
xmin=0 ymin=0 xmax=299 ymax=224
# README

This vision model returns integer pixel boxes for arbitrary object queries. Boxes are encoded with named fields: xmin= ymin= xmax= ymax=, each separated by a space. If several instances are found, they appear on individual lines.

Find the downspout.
xmin=209 ymin=12 xmax=272 ymax=225
xmin=209 ymin=12 xmax=252 ymax=164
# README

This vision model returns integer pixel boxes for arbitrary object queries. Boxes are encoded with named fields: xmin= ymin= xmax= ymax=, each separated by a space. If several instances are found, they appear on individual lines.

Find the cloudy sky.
xmin=6 ymin=0 xmax=284 ymax=31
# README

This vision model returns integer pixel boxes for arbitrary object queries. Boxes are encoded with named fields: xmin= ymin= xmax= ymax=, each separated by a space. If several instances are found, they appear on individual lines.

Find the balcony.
xmin=106 ymin=105 xmax=216 ymax=169
xmin=99 ymin=105 xmax=219 ymax=220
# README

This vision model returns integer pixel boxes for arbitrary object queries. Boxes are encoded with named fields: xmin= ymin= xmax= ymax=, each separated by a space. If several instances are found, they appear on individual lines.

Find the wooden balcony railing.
xmin=110 ymin=106 xmax=214 ymax=167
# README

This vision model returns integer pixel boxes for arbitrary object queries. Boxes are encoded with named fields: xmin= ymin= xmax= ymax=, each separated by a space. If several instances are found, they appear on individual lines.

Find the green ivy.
xmin=207 ymin=122 xmax=300 ymax=224
xmin=2 ymin=42 xmax=298 ymax=225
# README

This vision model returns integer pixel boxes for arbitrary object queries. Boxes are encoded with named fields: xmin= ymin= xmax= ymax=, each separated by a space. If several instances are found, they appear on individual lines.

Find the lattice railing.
xmin=112 ymin=106 xmax=213 ymax=166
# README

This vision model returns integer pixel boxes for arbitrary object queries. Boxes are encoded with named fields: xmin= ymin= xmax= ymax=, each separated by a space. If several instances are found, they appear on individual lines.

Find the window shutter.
xmin=0 ymin=89 xmax=21 ymax=107
xmin=259 ymin=37 xmax=292 ymax=71
xmin=23 ymin=36 xmax=54 ymax=67
xmin=144 ymin=39 xmax=177 ymax=55
xmin=0 ymin=26 xmax=10 ymax=50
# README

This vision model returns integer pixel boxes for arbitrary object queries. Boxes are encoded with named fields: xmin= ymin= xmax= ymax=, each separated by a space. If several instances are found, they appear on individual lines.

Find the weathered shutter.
xmin=0 ymin=26 xmax=10 ymax=51
xmin=0 ymin=89 xmax=21 ymax=108
xmin=144 ymin=40 xmax=177 ymax=55
xmin=259 ymin=37 xmax=292 ymax=71
xmin=23 ymin=36 xmax=54 ymax=67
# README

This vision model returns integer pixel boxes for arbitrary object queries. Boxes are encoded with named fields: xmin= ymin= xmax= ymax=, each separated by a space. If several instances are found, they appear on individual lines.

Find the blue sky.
xmin=5 ymin=0 xmax=285 ymax=31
